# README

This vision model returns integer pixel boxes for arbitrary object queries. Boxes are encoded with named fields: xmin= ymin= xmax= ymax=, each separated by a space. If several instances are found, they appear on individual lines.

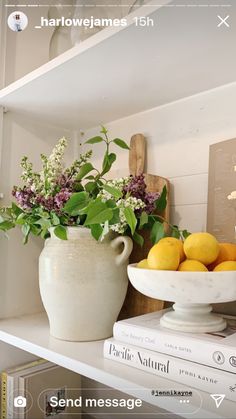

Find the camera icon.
xmin=14 ymin=396 xmax=27 ymax=408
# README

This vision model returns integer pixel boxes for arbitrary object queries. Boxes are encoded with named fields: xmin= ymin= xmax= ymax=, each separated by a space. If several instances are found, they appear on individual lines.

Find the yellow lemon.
xmin=178 ymin=259 xmax=208 ymax=272
xmin=159 ymin=237 xmax=185 ymax=262
xmin=208 ymin=243 xmax=236 ymax=270
xmin=183 ymin=232 xmax=219 ymax=265
xmin=147 ymin=241 xmax=180 ymax=270
xmin=213 ymin=261 xmax=236 ymax=271
xmin=137 ymin=259 xmax=149 ymax=269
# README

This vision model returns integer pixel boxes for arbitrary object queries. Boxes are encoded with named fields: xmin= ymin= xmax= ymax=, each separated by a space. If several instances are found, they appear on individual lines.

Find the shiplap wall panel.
xmin=169 ymin=174 xmax=208 ymax=206
xmin=170 ymin=204 xmax=207 ymax=233
xmin=84 ymin=82 xmax=236 ymax=232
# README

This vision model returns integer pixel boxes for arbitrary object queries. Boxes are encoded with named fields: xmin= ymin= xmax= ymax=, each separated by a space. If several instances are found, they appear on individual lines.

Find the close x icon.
xmin=217 ymin=15 xmax=230 ymax=27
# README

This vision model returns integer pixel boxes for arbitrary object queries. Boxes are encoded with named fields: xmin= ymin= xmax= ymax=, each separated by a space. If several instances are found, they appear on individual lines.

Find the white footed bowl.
xmin=127 ymin=264 xmax=236 ymax=333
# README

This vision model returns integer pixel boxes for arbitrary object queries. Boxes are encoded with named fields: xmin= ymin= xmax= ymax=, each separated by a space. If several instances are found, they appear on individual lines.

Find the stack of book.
xmin=1 ymin=358 xmax=81 ymax=418
xmin=104 ymin=309 xmax=236 ymax=402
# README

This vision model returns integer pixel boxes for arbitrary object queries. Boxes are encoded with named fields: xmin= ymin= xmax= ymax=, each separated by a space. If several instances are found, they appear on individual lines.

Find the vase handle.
xmin=110 ymin=236 xmax=133 ymax=266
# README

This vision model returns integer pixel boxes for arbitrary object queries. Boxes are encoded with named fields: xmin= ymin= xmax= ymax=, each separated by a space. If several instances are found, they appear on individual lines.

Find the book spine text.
xmin=113 ymin=323 xmax=235 ymax=374
xmin=104 ymin=339 xmax=236 ymax=402
xmin=1 ymin=372 xmax=7 ymax=419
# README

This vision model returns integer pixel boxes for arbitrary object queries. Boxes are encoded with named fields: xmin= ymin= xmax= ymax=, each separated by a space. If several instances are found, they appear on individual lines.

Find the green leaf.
xmin=106 ymin=199 xmax=116 ymax=208
xmin=36 ymin=208 xmax=50 ymax=219
xmin=113 ymin=138 xmax=130 ymax=150
xmin=0 ymin=220 xmax=15 ymax=231
xmin=133 ymin=231 xmax=144 ymax=247
xmin=73 ymin=182 xmax=84 ymax=192
xmin=15 ymin=213 xmax=27 ymax=225
xmin=85 ymin=136 xmax=103 ymax=144
xmin=85 ymin=208 xmax=113 ymax=225
xmin=35 ymin=218 xmax=51 ymax=230
xmin=22 ymin=224 xmax=30 ymax=244
xmin=84 ymin=201 xmax=113 ymax=226
xmin=101 ymin=152 xmax=116 ymax=176
xmin=54 ymin=225 xmax=67 ymax=240
xmin=171 ymin=228 xmax=181 ymax=239
xmin=40 ymin=229 xmax=49 ymax=240
xmin=139 ymin=211 xmax=148 ymax=229
xmin=90 ymin=224 xmax=103 ymax=241
xmin=124 ymin=207 xmax=137 ymax=235
xmin=100 ymin=126 xmax=108 ymax=135
xmin=151 ymin=221 xmax=165 ymax=244
xmin=102 ymin=151 xmax=109 ymax=172
xmin=84 ymin=182 xmax=97 ymax=194
xmin=4 ymin=207 xmax=14 ymax=217
xmin=30 ymin=225 xmax=41 ymax=236
xmin=155 ymin=185 xmax=167 ymax=212
xmin=11 ymin=202 xmax=23 ymax=217
xmin=108 ymin=153 xmax=116 ymax=166
xmin=182 ymin=229 xmax=191 ymax=239
xmin=63 ymin=192 xmax=89 ymax=216
xmin=77 ymin=163 xmax=94 ymax=181
xmin=102 ymin=184 xmax=122 ymax=199
xmin=51 ymin=212 xmax=60 ymax=226
xmin=109 ymin=207 xmax=120 ymax=225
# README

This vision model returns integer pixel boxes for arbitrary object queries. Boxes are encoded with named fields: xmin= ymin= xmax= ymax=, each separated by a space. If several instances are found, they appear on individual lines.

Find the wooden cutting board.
xmin=119 ymin=133 xmax=170 ymax=320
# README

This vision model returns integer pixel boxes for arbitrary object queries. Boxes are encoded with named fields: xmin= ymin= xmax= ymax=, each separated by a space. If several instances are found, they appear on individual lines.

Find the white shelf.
xmin=0 ymin=1 xmax=236 ymax=129
xmin=0 ymin=312 xmax=235 ymax=419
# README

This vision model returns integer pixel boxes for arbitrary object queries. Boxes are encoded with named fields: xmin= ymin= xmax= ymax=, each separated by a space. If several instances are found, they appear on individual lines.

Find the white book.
xmin=104 ymin=338 xmax=236 ymax=403
xmin=5 ymin=360 xmax=53 ymax=419
xmin=113 ymin=309 xmax=236 ymax=374
xmin=18 ymin=365 xmax=81 ymax=418
xmin=1 ymin=359 xmax=51 ymax=419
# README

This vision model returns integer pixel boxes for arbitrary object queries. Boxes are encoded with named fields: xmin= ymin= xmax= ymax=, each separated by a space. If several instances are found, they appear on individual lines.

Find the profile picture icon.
xmin=8 ymin=11 xmax=28 ymax=32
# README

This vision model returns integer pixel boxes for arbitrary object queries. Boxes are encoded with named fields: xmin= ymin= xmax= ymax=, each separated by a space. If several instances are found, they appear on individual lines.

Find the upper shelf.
xmin=0 ymin=1 xmax=236 ymax=130
xmin=0 ymin=312 xmax=235 ymax=418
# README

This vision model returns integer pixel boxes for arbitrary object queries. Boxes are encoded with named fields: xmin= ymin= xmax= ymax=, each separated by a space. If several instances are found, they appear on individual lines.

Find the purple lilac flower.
xmin=35 ymin=195 xmax=55 ymax=212
xmin=12 ymin=186 xmax=35 ymax=210
xmin=35 ymin=189 xmax=71 ymax=214
xmin=54 ymin=189 xmax=72 ymax=210
xmin=123 ymin=174 xmax=160 ymax=214
xmin=123 ymin=174 xmax=146 ymax=200
xmin=145 ymin=191 xmax=160 ymax=214
xmin=57 ymin=174 xmax=74 ymax=190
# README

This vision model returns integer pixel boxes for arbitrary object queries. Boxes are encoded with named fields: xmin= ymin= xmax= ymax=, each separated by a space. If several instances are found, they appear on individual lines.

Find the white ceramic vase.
xmin=39 ymin=227 xmax=133 ymax=341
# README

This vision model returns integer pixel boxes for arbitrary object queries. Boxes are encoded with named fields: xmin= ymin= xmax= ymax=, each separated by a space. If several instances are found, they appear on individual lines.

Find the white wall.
xmin=0 ymin=5 xmax=80 ymax=319
xmin=84 ymin=81 xmax=236 ymax=234
xmin=0 ymin=112 xmax=75 ymax=318
xmin=0 ymin=341 xmax=37 ymax=370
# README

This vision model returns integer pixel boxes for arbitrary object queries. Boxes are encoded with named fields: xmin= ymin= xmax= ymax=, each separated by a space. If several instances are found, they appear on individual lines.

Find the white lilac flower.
xmin=20 ymin=156 xmax=42 ymax=193
xmin=40 ymin=137 xmax=67 ymax=195
xmin=228 ymin=191 xmax=236 ymax=200
xmin=110 ymin=196 xmax=145 ymax=234
xmin=98 ymin=177 xmax=130 ymax=202
xmin=66 ymin=150 xmax=93 ymax=180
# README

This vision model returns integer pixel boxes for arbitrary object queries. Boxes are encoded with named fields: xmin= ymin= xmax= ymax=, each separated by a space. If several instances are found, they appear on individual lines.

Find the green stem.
xmin=104 ymin=132 xmax=110 ymax=154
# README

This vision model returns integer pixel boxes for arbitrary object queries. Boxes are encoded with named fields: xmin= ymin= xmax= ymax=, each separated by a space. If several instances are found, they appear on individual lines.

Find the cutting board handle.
xmin=129 ymin=134 xmax=146 ymax=176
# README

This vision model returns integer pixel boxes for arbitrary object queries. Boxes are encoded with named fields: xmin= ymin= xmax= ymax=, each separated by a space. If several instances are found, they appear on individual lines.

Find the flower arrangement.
xmin=0 ymin=128 xmax=189 ymax=244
